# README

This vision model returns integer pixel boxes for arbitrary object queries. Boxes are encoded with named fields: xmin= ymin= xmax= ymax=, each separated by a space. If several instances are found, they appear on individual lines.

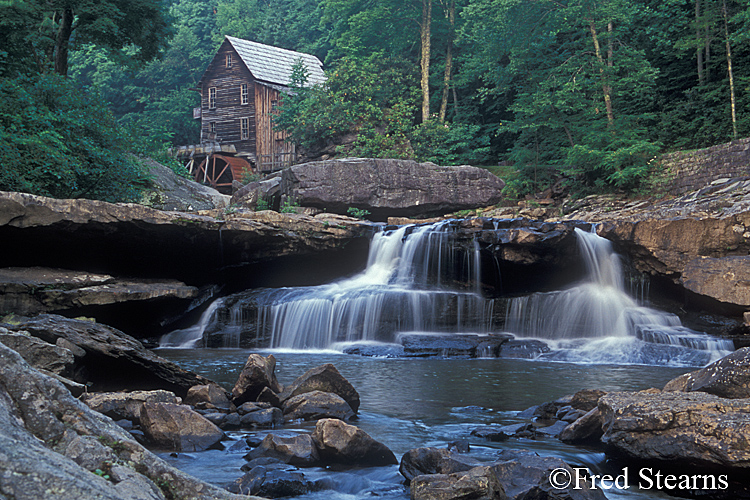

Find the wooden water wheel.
xmin=193 ymin=154 xmax=254 ymax=192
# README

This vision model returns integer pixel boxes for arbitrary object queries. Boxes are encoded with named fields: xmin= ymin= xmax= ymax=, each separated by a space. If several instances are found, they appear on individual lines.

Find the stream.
xmin=157 ymin=220 xmax=734 ymax=499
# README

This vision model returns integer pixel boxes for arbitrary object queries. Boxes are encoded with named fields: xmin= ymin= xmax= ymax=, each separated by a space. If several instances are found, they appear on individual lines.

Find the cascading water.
xmin=505 ymin=228 xmax=733 ymax=365
xmin=184 ymin=221 xmax=494 ymax=350
xmin=160 ymin=221 xmax=732 ymax=366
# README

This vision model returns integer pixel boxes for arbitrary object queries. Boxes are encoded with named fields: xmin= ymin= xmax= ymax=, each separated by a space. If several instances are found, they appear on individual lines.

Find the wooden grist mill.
xmin=174 ymin=36 xmax=325 ymax=193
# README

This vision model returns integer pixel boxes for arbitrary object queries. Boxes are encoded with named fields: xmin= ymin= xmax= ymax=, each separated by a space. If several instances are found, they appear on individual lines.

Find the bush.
xmin=0 ymin=73 xmax=148 ymax=202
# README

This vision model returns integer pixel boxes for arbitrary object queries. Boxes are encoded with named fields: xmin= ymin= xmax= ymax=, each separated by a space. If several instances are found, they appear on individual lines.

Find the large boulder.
xmin=0 ymin=342 xmax=247 ymax=500
xmin=280 ymin=158 xmax=505 ymax=220
xmin=311 ymin=418 xmax=398 ymax=466
xmin=409 ymin=450 xmax=606 ymax=500
xmin=400 ymin=447 xmax=481 ymax=483
xmin=282 ymin=390 xmax=355 ymax=422
xmin=185 ymin=383 xmax=233 ymax=410
xmin=8 ymin=314 xmax=214 ymax=397
xmin=279 ymin=363 xmax=360 ymax=413
xmin=232 ymin=353 xmax=283 ymax=404
xmin=244 ymin=433 xmax=321 ymax=467
xmin=664 ymin=347 xmax=750 ymax=398
xmin=139 ymin=402 xmax=225 ymax=452
xmin=599 ymin=390 xmax=750 ymax=468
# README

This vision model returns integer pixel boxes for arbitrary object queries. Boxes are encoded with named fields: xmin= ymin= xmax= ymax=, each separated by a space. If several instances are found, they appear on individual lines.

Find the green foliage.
xmin=275 ymin=54 xmax=420 ymax=158
xmin=255 ymin=198 xmax=270 ymax=211
xmin=280 ymin=197 xmax=300 ymax=213
xmin=0 ymin=73 xmax=148 ymax=202
xmin=410 ymin=120 xmax=491 ymax=165
xmin=346 ymin=207 xmax=371 ymax=219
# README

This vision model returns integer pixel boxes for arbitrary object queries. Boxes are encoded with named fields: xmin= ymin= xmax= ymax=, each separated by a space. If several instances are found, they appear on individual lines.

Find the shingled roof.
xmin=225 ymin=36 xmax=326 ymax=87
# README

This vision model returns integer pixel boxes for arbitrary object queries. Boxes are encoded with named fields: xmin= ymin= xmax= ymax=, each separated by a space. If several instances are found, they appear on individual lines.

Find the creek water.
xmin=157 ymin=221 xmax=733 ymax=499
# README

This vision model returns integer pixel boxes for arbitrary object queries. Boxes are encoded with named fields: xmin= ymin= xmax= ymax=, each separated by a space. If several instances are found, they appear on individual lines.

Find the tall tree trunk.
xmin=420 ymin=0 xmax=432 ymax=123
xmin=439 ymin=0 xmax=455 ymax=123
xmin=722 ymin=0 xmax=737 ymax=139
xmin=696 ymin=0 xmax=704 ymax=84
xmin=588 ymin=20 xmax=614 ymax=128
xmin=54 ymin=8 xmax=74 ymax=76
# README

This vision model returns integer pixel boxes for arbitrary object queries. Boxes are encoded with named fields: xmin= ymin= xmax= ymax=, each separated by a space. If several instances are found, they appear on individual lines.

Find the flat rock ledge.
xmin=0 ymin=191 xmax=373 ymax=285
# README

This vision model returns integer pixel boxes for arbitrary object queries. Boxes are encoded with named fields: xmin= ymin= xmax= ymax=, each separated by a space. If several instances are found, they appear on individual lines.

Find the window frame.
xmin=208 ymin=87 xmax=217 ymax=110
xmin=226 ymin=53 xmax=232 ymax=68
xmin=240 ymin=117 xmax=250 ymax=140
xmin=241 ymin=83 xmax=249 ymax=105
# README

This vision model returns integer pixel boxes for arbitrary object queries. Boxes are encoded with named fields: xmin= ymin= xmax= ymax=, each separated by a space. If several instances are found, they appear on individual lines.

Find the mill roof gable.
xmin=213 ymin=36 xmax=325 ymax=88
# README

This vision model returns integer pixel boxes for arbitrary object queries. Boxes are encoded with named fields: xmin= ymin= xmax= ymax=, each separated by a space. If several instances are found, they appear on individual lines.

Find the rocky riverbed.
xmin=3 ymin=157 xmax=750 ymax=499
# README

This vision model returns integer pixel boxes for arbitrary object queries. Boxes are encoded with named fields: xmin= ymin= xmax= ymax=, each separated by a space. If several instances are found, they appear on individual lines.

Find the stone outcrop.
xmin=599 ymin=390 xmax=750 ymax=468
xmin=140 ymin=158 xmax=230 ymax=211
xmin=663 ymin=347 xmax=750 ymax=398
xmin=8 ymin=314 xmax=214 ymax=397
xmin=279 ymin=158 xmax=505 ymax=220
xmin=0 ymin=328 xmax=75 ymax=375
xmin=0 ymin=190 xmax=372 ymax=290
xmin=0 ymin=267 xmax=200 ymax=333
xmin=0 ymin=342 xmax=249 ymax=500
xmin=548 ymin=178 xmax=750 ymax=312
xmin=311 ymin=418 xmax=398 ymax=466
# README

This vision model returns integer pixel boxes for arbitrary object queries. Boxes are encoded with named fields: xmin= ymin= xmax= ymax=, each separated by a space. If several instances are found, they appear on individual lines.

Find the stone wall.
xmin=656 ymin=138 xmax=750 ymax=196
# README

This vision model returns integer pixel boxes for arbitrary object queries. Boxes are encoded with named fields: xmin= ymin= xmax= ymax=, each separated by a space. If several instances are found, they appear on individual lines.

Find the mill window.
xmin=208 ymin=87 xmax=217 ymax=109
xmin=241 ymin=83 xmax=249 ymax=105
xmin=241 ymin=117 xmax=250 ymax=140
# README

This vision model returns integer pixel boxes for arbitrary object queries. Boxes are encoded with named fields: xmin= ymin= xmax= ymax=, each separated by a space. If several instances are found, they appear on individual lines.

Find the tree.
xmin=0 ymin=73 xmax=148 ymax=201
xmin=1 ymin=0 xmax=172 ymax=76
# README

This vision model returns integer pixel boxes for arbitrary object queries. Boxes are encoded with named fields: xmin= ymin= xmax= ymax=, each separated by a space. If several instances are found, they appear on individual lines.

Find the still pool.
xmin=157 ymin=348 xmax=690 ymax=499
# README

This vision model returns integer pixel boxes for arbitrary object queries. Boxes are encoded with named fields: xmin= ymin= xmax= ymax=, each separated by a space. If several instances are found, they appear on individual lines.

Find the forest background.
xmin=1 ymin=0 xmax=749 ymax=202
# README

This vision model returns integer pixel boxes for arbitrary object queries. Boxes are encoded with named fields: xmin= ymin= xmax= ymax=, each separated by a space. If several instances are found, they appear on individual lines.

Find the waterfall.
xmin=159 ymin=298 xmax=225 ymax=348
xmin=505 ymin=228 xmax=733 ymax=365
xmin=203 ymin=221 xmax=492 ymax=349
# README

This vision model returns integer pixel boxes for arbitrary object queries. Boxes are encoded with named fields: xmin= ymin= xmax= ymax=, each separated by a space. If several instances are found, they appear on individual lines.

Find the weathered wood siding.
xmin=255 ymin=85 xmax=295 ymax=171
xmin=200 ymin=40 xmax=257 ymax=160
